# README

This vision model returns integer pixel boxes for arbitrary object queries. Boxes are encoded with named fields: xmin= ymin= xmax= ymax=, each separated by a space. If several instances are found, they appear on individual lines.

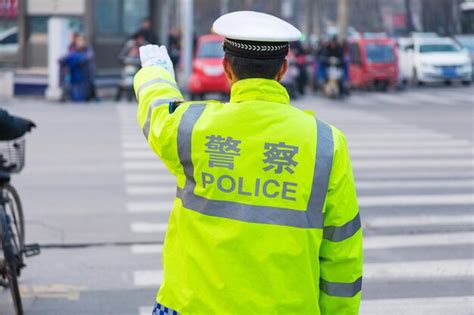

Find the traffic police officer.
xmin=135 ymin=11 xmax=362 ymax=315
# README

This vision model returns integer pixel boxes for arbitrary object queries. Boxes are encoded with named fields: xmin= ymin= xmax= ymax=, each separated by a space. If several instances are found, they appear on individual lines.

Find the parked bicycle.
xmin=0 ymin=136 xmax=40 ymax=315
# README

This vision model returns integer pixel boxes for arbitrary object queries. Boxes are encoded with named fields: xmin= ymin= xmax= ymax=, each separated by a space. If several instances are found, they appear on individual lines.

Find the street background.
xmin=1 ymin=0 xmax=474 ymax=314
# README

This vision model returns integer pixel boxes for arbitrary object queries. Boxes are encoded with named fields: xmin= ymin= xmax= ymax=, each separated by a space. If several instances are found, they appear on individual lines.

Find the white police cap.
xmin=213 ymin=11 xmax=301 ymax=59
xmin=213 ymin=11 xmax=301 ymax=42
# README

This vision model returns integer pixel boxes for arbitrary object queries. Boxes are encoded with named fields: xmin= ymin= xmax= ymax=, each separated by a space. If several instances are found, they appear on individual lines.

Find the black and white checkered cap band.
xmin=223 ymin=38 xmax=289 ymax=59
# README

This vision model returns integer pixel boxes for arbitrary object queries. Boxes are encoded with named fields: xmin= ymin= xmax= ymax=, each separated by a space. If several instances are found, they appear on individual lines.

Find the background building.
xmin=17 ymin=0 xmax=161 ymax=71
xmin=0 ymin=0 xmax=470 ymax=79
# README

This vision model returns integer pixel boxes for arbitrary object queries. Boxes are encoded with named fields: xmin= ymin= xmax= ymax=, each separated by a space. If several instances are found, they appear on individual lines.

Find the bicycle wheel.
xmin=0 ymin=209 xmax=23 ymax=315
xmin=2 ymin=184 xmax=24 ymax=255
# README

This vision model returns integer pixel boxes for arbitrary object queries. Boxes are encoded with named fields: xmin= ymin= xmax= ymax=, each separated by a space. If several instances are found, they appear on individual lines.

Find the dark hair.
xmin=225 ymin=53 xmax=285 ymax=80
xmin=133 ymin=32 xmax=144 ymax=40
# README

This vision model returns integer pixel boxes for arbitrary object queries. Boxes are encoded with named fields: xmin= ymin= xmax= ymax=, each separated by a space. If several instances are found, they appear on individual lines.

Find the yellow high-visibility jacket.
xmin=134 ymin=66 xmax=363 ymax=315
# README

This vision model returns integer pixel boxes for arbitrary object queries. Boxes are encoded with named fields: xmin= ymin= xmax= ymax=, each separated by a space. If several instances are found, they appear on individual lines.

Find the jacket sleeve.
xmin=133 ymin=66 xmax=186 ymax=175
xmin=319 ymin=129 xmax=363 ymax=315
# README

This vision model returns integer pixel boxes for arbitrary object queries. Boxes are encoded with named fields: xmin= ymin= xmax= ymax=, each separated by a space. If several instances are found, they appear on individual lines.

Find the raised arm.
xmin=133 ymin=45 xmax=186 ymax=175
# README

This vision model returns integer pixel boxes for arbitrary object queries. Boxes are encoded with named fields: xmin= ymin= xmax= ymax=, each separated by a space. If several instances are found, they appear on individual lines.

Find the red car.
xmin=188 ymin=34 xmax=229 ymax=99
xmin=348 ymin=35 xmax=399 ymax=91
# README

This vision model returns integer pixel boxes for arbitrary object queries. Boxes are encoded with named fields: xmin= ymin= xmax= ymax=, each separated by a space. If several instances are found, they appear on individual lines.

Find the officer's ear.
xmin=223 ymin=57 xmax=237 ymax=84
xmin=275 ymin=59 xmax=288 ymax=81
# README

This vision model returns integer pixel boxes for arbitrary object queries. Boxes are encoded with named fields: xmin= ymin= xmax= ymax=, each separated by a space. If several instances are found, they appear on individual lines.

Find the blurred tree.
xmin=349 ymin=0 xmax=384 ymax=32
xmin=337 ymin=0 xmax=349 ymax=38
xmin=268 ymin=0 xmax=282 ymax=16
xmin=305 ymin=0 xmax=315 ymax=36
xmin=420 ymin=0 xmax=460 ymax=35
xmin=244 ymin=0 xmax=254 ymax=10
xmin=314 ymin=0 xmax=323 ymax=36
xmin=404 ymin=0 xmax=415 ymax=32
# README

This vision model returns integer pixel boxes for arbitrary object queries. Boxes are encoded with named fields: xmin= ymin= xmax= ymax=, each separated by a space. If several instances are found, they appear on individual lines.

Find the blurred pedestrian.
xmin=59 ymin=31 xmax=80 ymax=98
xmin=116 ymin=33 xmax=147 ymax=101
xmin=321 ymin=37 xmax=341 ymax=74
xmin=68 ymin=31 xmax=80 ymax=52
xmin=137 ymin=17 xmax=158 ymax=44
xmin=341 ymin=39 xmax=351 ymax=95
xmin=291 ymin=40 xmax=309 ymax=95
xmin=326 ymin=37 xmax=344 ymax=67
xmin=118 ymin=32 xmax=147 ymax=61
xmin=168 ymin=27 xmax=181 ymax=72
xmin=59 ymin=35 xmax=96 ymax=102
xmin=68 ymin=32 xmax=100 ymax=102
xmin=316 ymin=39 xmax=329 ymax=84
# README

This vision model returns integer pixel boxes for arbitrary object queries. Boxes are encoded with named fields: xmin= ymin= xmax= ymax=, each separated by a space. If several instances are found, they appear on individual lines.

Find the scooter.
xmin=115 ymin=56 xmax=141 ymax=102
xmin=281 ymin=56 xmax=300 ymax=99
xmin=323 ymin=57 xmax=343 ymax=99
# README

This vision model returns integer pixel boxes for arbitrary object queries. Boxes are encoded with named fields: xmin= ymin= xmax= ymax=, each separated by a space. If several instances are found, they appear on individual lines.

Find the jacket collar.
xmin=229 ymin=78 xmax=290 ymax=104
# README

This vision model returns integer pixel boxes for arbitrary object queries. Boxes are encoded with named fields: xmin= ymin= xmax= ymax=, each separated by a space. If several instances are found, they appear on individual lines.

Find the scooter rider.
xmin=319 ymin=36 xmax=348 ymax=94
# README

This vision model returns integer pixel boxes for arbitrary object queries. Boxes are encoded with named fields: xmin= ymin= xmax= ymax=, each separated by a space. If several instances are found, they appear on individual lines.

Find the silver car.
xmin=0 ymin=27 xmax=19 ymax=66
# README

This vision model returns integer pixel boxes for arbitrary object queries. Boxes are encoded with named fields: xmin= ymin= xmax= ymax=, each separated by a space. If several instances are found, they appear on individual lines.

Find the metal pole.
xmin=404 ymin=0 xmax=414 ymax=33
xmin=84 ymin=0 xmax=94 ymax=47
xmin=337 ymin=0 xmax=349 ymax=39
xmin=160 ymin=0 xmax=170 ymax=46
xmin=304 ymin=0 xmax=314 ymax=37
xmin=180 ymin=0 xmax=193 ymax=94
xmin=45 ymin=17 xmax=69 ymax=101
xmin=281 ymin=0 xmax=294 ymax=22
xmin=220 ymin=0 xmax=229 ymax=16
xmin=17 ymin=0 xmax=27 ymax=67
xmin=314 ymin=0 xmax=323 ymax=37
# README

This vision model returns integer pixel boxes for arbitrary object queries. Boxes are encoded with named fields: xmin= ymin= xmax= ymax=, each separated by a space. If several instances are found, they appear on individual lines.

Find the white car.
xmin=0 ymin=27 xmax=19 ymax=65
xmin=399 ymin=37 xmax=472 ymax=85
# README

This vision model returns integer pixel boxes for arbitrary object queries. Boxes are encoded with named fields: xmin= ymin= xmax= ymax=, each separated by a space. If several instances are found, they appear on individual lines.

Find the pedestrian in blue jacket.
xmin=59 ymin=35 xmax=95 ymax=102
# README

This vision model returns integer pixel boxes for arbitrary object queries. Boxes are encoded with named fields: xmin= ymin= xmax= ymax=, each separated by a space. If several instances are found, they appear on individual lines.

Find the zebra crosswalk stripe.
xmin=139 ymin=306 xmax=155 ymax=315
xmin=354 ymin=170 xmax=474 ymax=179
xmin=130 ymin=222 xmax=168 ymax=234
xmin=365 ymin=214 xmax=473 ymax=227
xmin=133 ymin=270 xmax=163 ymax=287
xmin=353 ymin=158 xmax=474 ymax=169
xmin=359 ymin=193 xmax=474 ymax=207
xmin=364 ymin=259 xmax=473 ymax=280
xmin=131 ymin=244 xmax=163 ymax=254
xmin=364 ymin=232 xmax=474 ymax=250
xmin=360 ymin=296 xmax=474 ymax=315
xmin=351 ymin=147 xmax=473 ymax=157
xmin=126 ymin=185 xmax=176 ymax=196
xmin=349 ymin=140 xmax=471 ymax=147
xmin=124 ymin=161 xmax=169 ymax=171
xmin=127 ymin=201 xmax=173 ymax=213
xmin=125 ymin=173 xmax=175 ymax=184
xmin=357 ymin=179 xmax=474 ymax=189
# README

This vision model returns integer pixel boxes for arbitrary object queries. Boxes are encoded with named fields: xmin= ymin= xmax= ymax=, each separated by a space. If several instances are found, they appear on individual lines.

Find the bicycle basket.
xmin=0 ymin=138 xmax=25 ymax=173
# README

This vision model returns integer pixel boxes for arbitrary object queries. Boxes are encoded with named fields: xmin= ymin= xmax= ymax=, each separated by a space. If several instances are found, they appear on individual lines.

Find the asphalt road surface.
xmin=0 ymin=84 xmax=472 ymax=314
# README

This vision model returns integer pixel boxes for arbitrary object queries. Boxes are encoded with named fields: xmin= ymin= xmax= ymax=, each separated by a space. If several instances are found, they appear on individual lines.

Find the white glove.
xmin=139 ymin=44 xmax=175 ymax=78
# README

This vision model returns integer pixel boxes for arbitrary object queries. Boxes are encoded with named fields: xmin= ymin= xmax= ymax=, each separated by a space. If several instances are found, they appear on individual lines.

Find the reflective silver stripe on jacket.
xmin=320 ymin=276 xmax=362 ymax=297
xmin=136 ymin=77 xmax=180 ymax=103
xmin=142 ymin=97 xmax=183 ymax=139
xmin=176 ymin=103 xmax=334 ymax=229
xmin=323 ymin=213 xmax=361 ymax=242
